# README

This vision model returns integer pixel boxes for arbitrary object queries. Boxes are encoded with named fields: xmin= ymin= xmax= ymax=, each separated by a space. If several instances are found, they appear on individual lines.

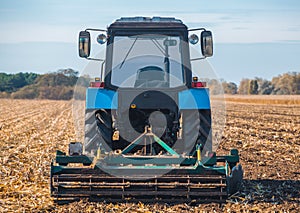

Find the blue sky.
xmin=0 ymin=0 xmax=299 ymax=83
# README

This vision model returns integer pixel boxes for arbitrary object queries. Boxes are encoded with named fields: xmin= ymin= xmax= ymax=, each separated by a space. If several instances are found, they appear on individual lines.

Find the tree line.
xmin=0 ymin=69 xmax=89 ymax=100
xmin=210 ymin=72 xmax=300 ymax=95
xmin=0 ymin=69 xmax=299 ymax=99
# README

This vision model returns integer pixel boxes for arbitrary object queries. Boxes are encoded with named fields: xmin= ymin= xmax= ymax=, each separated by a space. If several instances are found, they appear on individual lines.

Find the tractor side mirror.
xmin=201 ymin=31 xmax=213 ymax=57
xmin=78 ymin=31 xmax=91 ymax=58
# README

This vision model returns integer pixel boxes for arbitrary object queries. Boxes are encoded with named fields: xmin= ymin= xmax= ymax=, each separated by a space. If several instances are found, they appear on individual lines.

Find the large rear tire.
xmin=182 ymin=109 xmax=212 ymax=155
xmin=95 ymin=109 xmax=113 ymax=144
xmin=84 ymin=109 xmax=112 ymax=155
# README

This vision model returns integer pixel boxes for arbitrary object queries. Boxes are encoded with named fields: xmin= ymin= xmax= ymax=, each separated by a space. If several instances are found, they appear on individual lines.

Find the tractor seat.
xmin=134 ymin=66 xmax=167 ymax=88
xmin=137 ymin=66 xmax=165 ymax=81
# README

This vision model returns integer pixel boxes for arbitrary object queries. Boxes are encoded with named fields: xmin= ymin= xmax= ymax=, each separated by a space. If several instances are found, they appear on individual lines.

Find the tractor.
xmin=50 ymin=17 xmax=243 ymax=203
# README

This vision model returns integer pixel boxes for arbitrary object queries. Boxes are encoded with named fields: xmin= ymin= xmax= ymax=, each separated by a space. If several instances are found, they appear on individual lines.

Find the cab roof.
xmin=108 ymin=17 xmax=187 ymax=30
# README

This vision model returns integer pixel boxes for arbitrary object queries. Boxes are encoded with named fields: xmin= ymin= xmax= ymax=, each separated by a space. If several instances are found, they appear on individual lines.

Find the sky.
xmin=0 ymin=0 xmax=300 ymax=83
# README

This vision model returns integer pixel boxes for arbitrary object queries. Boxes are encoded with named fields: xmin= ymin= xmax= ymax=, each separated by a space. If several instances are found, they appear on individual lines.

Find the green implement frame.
xmin=50 ymin=130 xmax=242 ymax=203
xmin=51 ymin=153 xmax=241 ymax=203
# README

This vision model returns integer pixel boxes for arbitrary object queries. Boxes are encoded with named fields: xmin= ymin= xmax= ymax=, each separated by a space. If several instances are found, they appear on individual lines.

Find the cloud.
xmin=0 ymin=1 xmax=299 ymax=44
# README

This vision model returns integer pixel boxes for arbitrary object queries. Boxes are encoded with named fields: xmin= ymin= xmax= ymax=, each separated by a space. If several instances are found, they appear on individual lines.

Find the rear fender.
xmin=86 ymin=88 xmax=117 ymax=109
xmin=178 ymin=88 xmax=210 ymax=110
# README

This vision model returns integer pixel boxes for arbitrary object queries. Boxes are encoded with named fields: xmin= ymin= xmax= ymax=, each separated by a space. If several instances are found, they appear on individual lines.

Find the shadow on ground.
xmin=228 ymin=179 xmax=300 ymax=204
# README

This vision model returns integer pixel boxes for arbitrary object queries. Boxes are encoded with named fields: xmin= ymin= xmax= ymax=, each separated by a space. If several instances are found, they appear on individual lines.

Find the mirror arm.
xmin=85 ymin=28 xmax=107 ymax=32
xmin=86 ymin=57 xmax=105 ymax=62
xmin=190 ymin=56 xmax=206 ymax=61
xmin=100 ymin=60 xmax=105 ymax=81
xmin=188 ymin=28 xmax=206 ymax=32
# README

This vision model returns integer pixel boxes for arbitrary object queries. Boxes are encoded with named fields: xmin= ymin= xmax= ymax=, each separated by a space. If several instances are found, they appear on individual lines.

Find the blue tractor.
xmin=51 ymin=17 xmax=243 ymax=203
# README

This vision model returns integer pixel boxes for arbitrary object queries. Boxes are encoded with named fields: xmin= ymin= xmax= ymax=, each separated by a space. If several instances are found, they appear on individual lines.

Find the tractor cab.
xmin=79 ymin=17 xmax=213 ymax=90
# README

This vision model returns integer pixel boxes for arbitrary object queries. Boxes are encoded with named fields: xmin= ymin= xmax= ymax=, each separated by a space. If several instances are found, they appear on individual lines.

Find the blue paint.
xmin=178 ymin=88 xmax=210 ymax=109
xmin=86 ymin=88 xmax=118 ymax=109
xmin=86 ymin=88 xmax=210 ymax=110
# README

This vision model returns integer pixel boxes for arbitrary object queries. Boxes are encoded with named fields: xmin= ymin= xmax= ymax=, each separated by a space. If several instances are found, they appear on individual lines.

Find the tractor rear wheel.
xmin=182 ymin=109 xmax=212 ymax=155
xmin=95 ymin=109 xmax=113 ymax=143
xmin=84 ymin=109 xmax=112 ymax=155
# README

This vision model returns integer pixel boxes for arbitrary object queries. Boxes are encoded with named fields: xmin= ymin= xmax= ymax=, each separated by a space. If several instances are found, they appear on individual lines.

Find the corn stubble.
xmin=0 ymin=97 xmax=299 ymax=212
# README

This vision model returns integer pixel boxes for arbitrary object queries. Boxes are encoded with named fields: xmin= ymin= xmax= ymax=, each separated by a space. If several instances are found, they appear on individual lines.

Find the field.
xmin=0 ymin=96 xmax=299 ymax=212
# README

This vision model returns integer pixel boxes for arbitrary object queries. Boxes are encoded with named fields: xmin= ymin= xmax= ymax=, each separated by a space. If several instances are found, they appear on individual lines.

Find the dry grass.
xmin=0 ymin=99 xmax=74 ymax=212
xmin=0 ymin=97 xmax=299 ymax=212
xmin=224 ymin=94 xmax=300 ymax=105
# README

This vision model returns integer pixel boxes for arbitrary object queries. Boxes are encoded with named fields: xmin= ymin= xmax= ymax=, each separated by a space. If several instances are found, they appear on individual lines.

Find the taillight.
xmin=191 ymin=81 xmax=206 ymax=88
xmin=192 ymin=76 xmax=206 ymax=88
xmin=90 ymin=82 xmax=104 ymax=88
xmin=89 ymin=77 xmax=104 ymax=88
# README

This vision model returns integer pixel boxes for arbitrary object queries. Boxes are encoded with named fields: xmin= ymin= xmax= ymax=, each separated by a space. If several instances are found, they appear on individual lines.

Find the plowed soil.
xmin=0 ymin=96 xmax=299 ymax=212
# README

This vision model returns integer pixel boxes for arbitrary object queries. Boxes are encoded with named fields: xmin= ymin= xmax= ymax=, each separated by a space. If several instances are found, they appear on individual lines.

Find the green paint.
xmin=153 ymin=135 xmax=179 ymax=156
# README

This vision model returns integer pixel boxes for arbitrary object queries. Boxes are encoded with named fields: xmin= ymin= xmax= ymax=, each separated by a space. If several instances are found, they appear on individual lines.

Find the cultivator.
xmin=51 ymin=138 xmax=242 ymax=203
